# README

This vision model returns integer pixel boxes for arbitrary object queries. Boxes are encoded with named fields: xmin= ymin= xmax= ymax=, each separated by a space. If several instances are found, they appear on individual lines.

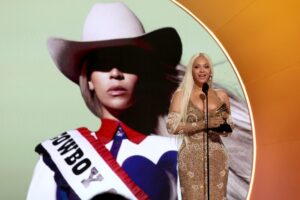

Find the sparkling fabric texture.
xmin=167 ymin=101 xmax=233 ymax=200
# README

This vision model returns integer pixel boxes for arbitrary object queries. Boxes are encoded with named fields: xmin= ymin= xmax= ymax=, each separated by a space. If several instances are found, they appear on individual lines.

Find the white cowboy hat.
xmin=47 ymin=2 xmax=182 ymax=84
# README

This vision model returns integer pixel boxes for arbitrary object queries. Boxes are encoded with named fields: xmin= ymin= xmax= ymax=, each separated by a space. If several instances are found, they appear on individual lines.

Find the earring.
xmin=88 ymin=81 xmax=95 ymax=91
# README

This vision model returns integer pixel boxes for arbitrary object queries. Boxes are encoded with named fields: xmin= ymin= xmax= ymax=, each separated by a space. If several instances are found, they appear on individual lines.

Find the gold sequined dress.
xmin=167 ymin=100 xmax=233 ymax=200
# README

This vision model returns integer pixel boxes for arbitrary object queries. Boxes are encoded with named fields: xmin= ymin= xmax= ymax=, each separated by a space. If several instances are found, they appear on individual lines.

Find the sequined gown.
xmin=167 ymin=100 xmax=233 ymax=200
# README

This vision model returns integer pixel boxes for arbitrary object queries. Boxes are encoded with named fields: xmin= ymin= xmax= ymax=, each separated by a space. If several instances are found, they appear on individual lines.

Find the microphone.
xmin=202 ymin=81 xmax=210 ymax=200
xmin=202 ymin=82 xmax=209 ymax=94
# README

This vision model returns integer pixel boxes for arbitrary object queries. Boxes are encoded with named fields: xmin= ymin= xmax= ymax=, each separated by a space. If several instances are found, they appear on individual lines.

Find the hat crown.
xmin=82 ymin=2 xmax=145 ymax=41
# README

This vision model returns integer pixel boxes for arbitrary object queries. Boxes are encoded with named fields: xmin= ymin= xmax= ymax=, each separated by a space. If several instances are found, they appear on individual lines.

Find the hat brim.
xmin=47 ymin=27 xmax=182 ymax=84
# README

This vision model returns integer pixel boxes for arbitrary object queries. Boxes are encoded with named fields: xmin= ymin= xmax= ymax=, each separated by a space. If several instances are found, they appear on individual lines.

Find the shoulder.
xmin=36 ymin=128 xmax=90 ymax=153
xmin=214 ymin=88 xmax=229 ymax=101
xmin=169 ymin=90 xmax=183 ymax=112
xmin=47 ymin=128 xmax=90 ymax=140
xmin=214 ymin=89 xmax=231 ymax=111
xmin=171 ymin=89 xmax=183 ymax=101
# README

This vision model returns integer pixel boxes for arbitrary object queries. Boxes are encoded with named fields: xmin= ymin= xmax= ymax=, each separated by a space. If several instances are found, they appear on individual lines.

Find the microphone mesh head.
xmin=202 ymin=82 xmax=209 ymax=94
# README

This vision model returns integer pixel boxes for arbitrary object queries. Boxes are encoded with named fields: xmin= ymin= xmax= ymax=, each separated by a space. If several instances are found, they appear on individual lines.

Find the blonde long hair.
xmin=174 ymin=53 xmax=214 ymax=123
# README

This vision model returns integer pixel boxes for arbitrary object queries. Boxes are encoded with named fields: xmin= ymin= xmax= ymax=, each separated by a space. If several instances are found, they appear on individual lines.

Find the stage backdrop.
xmin=175 ymin=0 xmax=300 ymax=199
xmin=0 ymin=0 xmax=251 ymax=199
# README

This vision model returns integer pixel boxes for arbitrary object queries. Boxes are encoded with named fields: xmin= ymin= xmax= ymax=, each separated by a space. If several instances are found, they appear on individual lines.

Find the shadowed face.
xmin=192 ymin=56 xmax=211 ymax=86
xmin=89 ymin=68 xmax=139 ymax=115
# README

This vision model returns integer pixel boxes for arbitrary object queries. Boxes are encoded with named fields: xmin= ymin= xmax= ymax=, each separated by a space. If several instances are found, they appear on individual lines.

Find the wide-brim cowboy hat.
xmin=47 ymin=2 xmax=182 ymax=84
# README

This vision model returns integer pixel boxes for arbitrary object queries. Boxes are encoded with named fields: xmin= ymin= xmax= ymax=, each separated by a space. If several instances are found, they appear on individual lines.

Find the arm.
xmin=216 ymin=89 xmax=231 ymax=113
xmin=215 ymin=89 xmax=234 ymax=136
xmin=166 ymin=90 xmax=205 ymax=135
xmin=27 ymin=156 xmax=56 ymax=200
xmin=167 ymin=111 xmax=206 ymax=135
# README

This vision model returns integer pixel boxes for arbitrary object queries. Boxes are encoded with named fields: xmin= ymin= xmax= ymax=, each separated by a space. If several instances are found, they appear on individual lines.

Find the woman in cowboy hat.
xmin=27 ymin=2 xmax=182 ymax=200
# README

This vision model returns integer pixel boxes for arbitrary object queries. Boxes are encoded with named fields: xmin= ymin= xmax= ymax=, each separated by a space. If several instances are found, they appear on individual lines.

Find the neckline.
xmin=189 ymin=99 xmax=225 ymax=114
xmin=189 ymin=89 xmax=226 ymax=113
xmin=95 ymin=118 xmax=146 ymax=144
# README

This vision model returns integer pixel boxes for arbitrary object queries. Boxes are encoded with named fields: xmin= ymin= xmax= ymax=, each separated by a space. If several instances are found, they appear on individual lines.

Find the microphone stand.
xmin=202 ymin=83 xmax=210 ymax=200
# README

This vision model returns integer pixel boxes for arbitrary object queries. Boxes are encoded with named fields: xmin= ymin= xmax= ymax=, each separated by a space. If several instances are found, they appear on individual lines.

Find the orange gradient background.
xmin=174 ymin=0 xmax=300 ymax=199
